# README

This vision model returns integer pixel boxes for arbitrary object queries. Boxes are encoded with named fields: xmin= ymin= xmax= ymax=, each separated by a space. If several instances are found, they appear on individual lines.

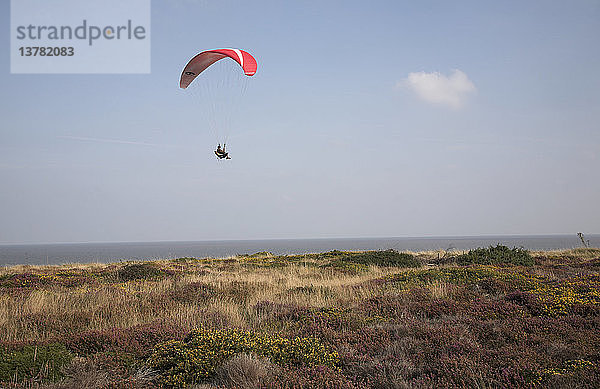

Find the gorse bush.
xmin=328 ymin=250 xmax=420 ymax=270
xmin=170 ymin=257 xmax=198 ymax=263
xmin=0 ymin=343 xmax=72 ymax=382
xmin=0 ymin=273 xmax=51 ymax=289
xmin=0 ymin=272 xmax=93 ymax=289
xmin=117 ymin=263 xmax=168 ymax=281
xmin=385 ymin=266 xmax=505 ymax=288
xmin=148 ymin=327 xmax=339 ymax=387
xmin=517 ymin=274 xmax=600 ymax=316
xmin=455 ymin=245 xmax=534 ymax=266
xmin=533 ymin=359 xmax=597 ymax=386
xmin=247 ymin=251 xmax=274 ymax=258
xmin=385 ymin=266 xmax=600 ymax=317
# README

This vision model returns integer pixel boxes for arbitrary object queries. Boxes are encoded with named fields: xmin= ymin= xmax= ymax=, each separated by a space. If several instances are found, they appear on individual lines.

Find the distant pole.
xmin=577 ymin=232 xmax=589 ymax=248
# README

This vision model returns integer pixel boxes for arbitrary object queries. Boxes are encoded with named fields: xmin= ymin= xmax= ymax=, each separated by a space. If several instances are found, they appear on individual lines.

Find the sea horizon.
xmin=2 ymin=232 xmax=599 ymax=247
xmin=1 ymin=233 xmax=598 ymax=267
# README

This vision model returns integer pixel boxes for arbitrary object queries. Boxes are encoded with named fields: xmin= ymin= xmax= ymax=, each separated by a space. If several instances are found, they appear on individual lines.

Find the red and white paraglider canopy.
xmin=180 ymin=48 xmax=257 ymax=89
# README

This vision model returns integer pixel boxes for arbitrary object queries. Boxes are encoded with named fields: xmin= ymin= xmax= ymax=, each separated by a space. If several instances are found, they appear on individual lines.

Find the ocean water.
xmin=0 ymin=235 xmax=598 ymax=267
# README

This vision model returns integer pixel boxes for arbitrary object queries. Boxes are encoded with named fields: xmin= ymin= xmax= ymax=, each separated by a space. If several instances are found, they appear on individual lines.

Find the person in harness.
xmin=215 ymin=143 xmax=231 ymax=159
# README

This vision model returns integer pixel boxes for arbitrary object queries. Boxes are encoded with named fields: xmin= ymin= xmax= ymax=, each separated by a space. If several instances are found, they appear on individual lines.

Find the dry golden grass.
xmin=2 ymin=249 xmax=600 ymax=388
xmin=0 ymin=254 xmax=405 ymax=343
xmin=428 ymin=280 xmax=454 ymax=299
xmin=530 ymin=247 xmax=600 ymax=260
xmin=1 ymin=248 xmax=594 ymax=344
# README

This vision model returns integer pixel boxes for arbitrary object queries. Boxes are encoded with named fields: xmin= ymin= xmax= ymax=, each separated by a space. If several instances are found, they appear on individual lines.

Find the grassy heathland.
xmin=1 ymin=246 xmax=599 ymax=388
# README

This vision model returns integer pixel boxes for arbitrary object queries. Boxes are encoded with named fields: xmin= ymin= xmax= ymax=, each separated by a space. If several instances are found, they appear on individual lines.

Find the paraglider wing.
xmin=180 ymin=48 xmax=257 ymax=89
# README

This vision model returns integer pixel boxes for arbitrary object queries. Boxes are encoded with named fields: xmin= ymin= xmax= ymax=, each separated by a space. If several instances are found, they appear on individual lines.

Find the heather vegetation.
xmin=1 ymin=247 xmax=599 ymax=388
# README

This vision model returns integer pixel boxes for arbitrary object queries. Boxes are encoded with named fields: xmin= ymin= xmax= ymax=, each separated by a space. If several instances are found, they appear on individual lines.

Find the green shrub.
xmin=0 ymin=343 xmax=72 ymax=383
xmin=238 ymin=251 xmax=275 ymax=259
xmin=171 ymin=257 xmax=198 ymax=263
xmin=148 ymin=327 xmax=339 ymax=387
xmin=316 ymin=250 xmax=349 ymax=259
xmin=455 ymin=245 xmax=534 ymax=266
xmin=386 ymin=266 xmax=505 ymax=287
xmin=117 ymin=263 xmax=166 ymax=281
xmin=328 ymin=250 xmax=420 ymax=269
xmin=248 ymin=251 xmax=274 ymax=258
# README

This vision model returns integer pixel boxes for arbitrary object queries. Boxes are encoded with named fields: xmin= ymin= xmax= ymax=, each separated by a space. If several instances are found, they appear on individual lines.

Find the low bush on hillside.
xmin=327 ymin=250 xmax=420 ymax=271
xmin=148 ymin=327 xmax=339 ymax=387
xmin=0 ymin=343 xmax=72 ymax=382
xmin=455 ymin=245 xmax=534 ymax=266
xmin=117 ymin=263 xmax=170 ymax=281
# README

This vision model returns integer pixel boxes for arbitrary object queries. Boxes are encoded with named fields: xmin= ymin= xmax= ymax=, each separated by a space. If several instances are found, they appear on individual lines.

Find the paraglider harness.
xmin=215 ymin=144 xmax=231 ymax=160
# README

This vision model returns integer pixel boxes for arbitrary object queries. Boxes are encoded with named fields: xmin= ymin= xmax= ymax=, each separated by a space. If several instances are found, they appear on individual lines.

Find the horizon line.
xmin=1 ymin=232 xmax=598 ymax=246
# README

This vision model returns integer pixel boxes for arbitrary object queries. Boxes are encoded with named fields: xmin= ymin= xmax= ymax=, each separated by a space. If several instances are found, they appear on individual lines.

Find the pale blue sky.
xmin=1 ymin=0 xmax=599 ymax=243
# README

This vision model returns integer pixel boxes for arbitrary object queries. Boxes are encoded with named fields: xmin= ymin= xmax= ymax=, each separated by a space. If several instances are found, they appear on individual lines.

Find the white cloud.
xmin=402 ymin=69 xmax=476 ymax=109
